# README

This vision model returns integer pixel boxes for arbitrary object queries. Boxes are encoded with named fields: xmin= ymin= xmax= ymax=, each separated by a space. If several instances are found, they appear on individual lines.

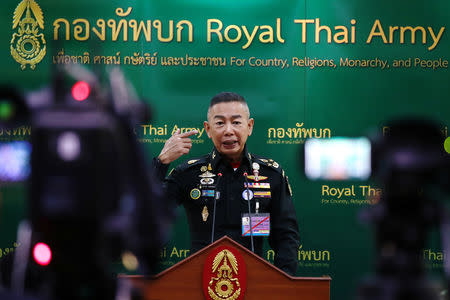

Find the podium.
xmin=125 ymin=236 xmax=331 ymax=300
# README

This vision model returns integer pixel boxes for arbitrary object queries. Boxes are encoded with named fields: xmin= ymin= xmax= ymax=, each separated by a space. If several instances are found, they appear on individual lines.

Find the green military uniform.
xmin=154 ymin=146 xmax=300 ymax=275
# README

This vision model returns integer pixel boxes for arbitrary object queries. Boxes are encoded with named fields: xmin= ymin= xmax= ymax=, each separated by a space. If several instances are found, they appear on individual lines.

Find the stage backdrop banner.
xmin=0 ymin=1 xmax=449 ymax=299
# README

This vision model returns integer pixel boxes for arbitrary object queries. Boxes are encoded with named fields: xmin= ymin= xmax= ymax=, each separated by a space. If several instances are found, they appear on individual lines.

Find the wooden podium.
xmin=125 ymin=236 xmax=331 ymax=300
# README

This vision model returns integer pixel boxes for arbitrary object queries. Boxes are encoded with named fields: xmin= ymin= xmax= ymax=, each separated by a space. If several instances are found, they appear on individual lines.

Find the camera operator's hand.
xmin=158 ymin=129 xmax=198 ymax=164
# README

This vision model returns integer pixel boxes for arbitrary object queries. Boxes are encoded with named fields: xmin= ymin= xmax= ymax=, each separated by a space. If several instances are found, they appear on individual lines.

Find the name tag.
xmin=241 ymin=213 xmax=270 ymax=237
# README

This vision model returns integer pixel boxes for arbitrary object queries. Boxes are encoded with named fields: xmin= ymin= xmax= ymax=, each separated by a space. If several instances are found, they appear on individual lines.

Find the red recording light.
xmin=33 ymin=242 xmax=52 ymax=266
xmin=71 ymin=81 xmax=90 ymax=101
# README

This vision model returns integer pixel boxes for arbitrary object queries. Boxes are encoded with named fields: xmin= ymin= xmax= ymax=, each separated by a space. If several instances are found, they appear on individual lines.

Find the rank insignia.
xmin=260 ymin=158 xmax=279 ymax=169
xmin=246 ymin=175 xmax=268 ymax=182
xmin=188 ymin=159 xmax=199 ymax=165
xmin=190 ymin=188 xmax=201 ymax=200
xmin=244 ymin=182 xmax=270 ymax=189
xmin=254 ymin=191 xmax=271 ymax=198
xmin=202 ymin=206 xmax=209 ymax=222
xmin=202 ymin=190 xmax=215 ymax=197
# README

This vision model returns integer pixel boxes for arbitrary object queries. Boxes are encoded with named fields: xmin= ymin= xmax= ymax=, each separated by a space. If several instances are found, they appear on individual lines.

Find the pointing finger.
xmin=179 ymin=130 xmax=198 ymax=138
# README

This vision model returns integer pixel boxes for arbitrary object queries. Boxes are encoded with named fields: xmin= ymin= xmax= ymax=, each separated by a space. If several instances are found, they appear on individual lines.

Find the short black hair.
xmin=209 ymin=92 xmax=246 ymax=108
xmin=207 ymin=92 xmax=250 ymax=120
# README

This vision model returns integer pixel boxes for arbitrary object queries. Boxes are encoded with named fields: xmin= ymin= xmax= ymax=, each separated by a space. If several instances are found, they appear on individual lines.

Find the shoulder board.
xmin=251 ymin=154 xmax=283 ymax=173
xmin=176 ymin=155 xmax=208 ymax=171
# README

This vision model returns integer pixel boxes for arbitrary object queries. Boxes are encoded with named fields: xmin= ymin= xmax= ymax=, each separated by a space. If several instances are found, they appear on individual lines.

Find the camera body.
xmin=303 ymin=119 xmax=449 ymax=300
xmin=0 ymin=67 xmax=171 ymax=300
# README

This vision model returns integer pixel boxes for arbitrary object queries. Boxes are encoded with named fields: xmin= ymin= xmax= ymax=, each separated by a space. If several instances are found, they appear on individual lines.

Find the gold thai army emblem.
xmin=11 ymin=0 xmax=46 ymax=70
xmin=208 ymin=249 xmax=241 ymax=300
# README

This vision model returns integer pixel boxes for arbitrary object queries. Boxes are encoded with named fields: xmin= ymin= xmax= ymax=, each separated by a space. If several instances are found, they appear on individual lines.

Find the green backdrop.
xmin=0 ymin=1 xmax=449 ymax=299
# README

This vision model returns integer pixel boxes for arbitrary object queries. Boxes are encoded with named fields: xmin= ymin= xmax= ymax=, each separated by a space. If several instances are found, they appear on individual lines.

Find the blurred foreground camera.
xmin=358 ymin=119 xmax=449 ymax=300
xmin=0 ymin=66 xmax=173 ymax=300
xmin=303 ymin=119 xmax=449 ymax=300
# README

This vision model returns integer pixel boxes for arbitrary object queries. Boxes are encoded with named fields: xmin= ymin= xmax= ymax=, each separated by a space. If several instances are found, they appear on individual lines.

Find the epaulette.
xmin=251 ymin=154 xmax=282 ymax=173
xmin=175 ymin=154 xmax=209 ymax=172
xmin=251 ymin=154 xmax=292 ymax=196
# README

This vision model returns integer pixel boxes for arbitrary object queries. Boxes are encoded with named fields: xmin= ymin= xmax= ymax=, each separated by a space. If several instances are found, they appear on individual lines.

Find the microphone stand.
xmin=243 ymin=172 xmax=255 ymax=252
xmin=210 ymin=173 xmax=222 ymax=244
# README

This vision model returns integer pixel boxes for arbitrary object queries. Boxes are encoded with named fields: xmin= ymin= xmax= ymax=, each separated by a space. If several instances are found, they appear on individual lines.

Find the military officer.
xmin=153 ymin=92 xmax=300 ymax=275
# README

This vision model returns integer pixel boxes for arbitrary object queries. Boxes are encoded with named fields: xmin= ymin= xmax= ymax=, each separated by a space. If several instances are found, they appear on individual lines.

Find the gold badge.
xmin=208 ymin=249 xmax=241 ymax=300
xmin=202 ymin=206 xmax=209 ymax=222
xmin=199 ymin=171 xmax=216 ymax=178
xmin=201 ymin=166 xmax=207 ymax=172
xmin=188 ymin=159 xmax=199 ymax=165
xmin=11 ymin=0 xmax=46 ymax=70
xmin=246 ymin=175 xmax=268 ymax=181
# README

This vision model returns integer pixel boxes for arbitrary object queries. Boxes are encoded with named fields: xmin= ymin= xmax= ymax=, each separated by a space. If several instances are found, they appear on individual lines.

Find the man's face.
xmin=204 ymin=101 xmax=254 ymax=162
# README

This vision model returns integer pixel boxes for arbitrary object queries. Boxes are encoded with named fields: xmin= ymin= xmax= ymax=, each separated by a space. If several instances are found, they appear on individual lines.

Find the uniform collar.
xmin=209 ymin=145 xmax=252 ymax=172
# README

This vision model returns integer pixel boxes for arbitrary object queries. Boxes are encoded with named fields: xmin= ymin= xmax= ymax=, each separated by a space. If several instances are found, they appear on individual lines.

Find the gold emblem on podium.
xmin=10 ymin=0 xmax=46 ymax=70
xmin=208 ymin=249 xmax=241 ymax=300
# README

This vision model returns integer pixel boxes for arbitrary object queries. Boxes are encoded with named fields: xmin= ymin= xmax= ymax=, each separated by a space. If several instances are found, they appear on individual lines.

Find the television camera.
xmin=303 ymin=119 xmax=450 ymax=300
xmin=0 ymin=65 xmax=173 ymax=300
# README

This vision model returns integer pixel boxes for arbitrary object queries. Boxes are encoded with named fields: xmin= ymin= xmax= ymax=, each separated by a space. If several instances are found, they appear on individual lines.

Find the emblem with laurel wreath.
xmin=10 ymin=0 xmax=46 ymax=70
xmin=208 ymin=250 xmax=241 ymax=300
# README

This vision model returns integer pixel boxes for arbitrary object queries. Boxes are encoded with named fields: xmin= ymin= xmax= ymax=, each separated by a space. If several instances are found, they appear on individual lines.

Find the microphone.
xmin=243 ymin=170 xmax=255 ymax=252
xmin=210 ymin=172 xmax=222 ymax=244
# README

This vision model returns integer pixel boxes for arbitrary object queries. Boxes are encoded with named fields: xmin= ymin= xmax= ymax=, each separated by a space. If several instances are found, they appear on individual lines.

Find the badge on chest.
xmin=241 ymin=213 xmax=270 ymax=237
xmin=188 ymin=163 xmax=220 ymax=222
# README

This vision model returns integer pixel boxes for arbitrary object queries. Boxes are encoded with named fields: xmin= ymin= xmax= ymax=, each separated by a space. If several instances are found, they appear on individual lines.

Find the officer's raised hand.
xmin=158 ymin=129 xmax=198 ymax=164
